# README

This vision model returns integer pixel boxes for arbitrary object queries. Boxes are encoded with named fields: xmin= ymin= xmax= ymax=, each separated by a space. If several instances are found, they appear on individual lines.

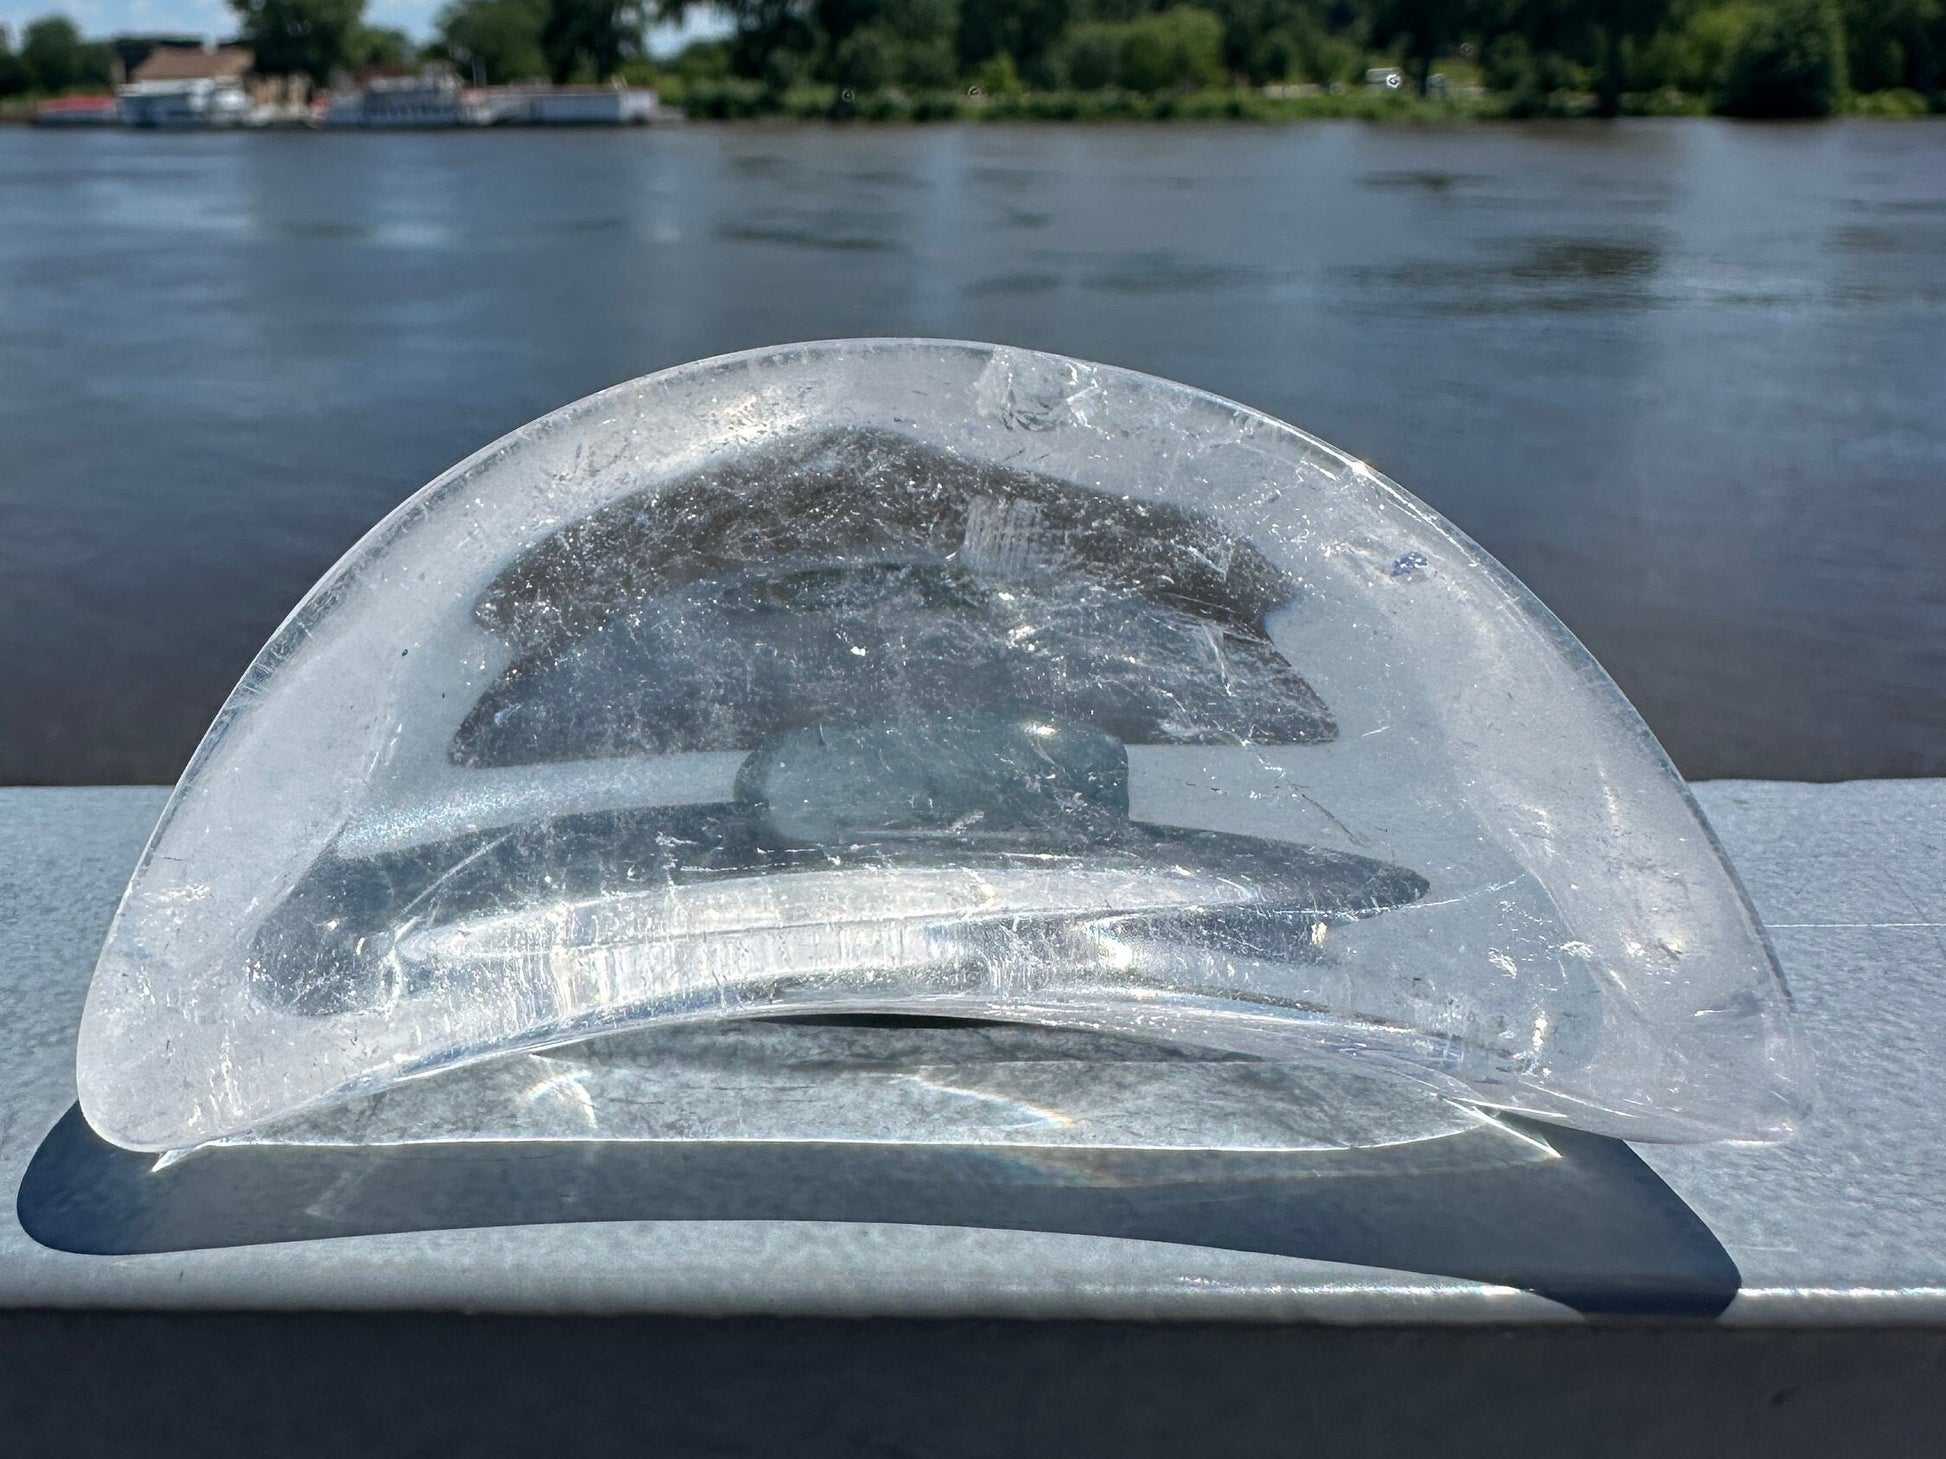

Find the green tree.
xmin=958 ymin=0 xmax=1072 ymax=77
xmin=603 ymin=0 xmax=1931 ymax=109
xmin=439 ymin=0 xmax=550 ymax=82
xmin=1838 ymin=0 xmax=1940 ymax=93
xmin=972 ymin=46 xmax=1024 ymax=89
xmin=1058 ymin=20 xmax=1123 ymax=85
xmin=1484 ymin=0 xmax=1667 ymax=112
xmin=1199 ymin=0 xmax=1340 ymax=85
xmin=1120 ymin=6 xmax=1222 ymax=88
xmin=0 ymin=32 xmax=26 ymax=98
xmin=1632 ymin=2 xmax=1762 ymax=94
xmin=1368 ymin=0 xmax=1466 ymax=93
xmin=1586 ymin=0 xmax=1671 ymax=113
xmin=1717 ymin=0 xmax=1847 ymax=115
xmin=20 ymin=15 xmax=114 ymax=92
xmin=540 ymin=0 xmax=647 ymax=81
xmin=1120 ymin=6 xmax=1226 ymax=88
xmin=353 ymin=24 xmax=416 ymax=70
xmin=1288 ymin=8 xmax=1367 ymax=84
xmin=229 ymin=0 xmax=369 ymax=82
xmin=831 ymin=22 xmax=896 ymax=86
xmin=1053 ymin=6 xmax=1225 ymax=90
xmin=670 ymin=36 xmax=734 ymax=80
xmin=820 ymin=0 xmax=960 ymax=89
xmin=661 ymin=1 xmax=819 ymax=82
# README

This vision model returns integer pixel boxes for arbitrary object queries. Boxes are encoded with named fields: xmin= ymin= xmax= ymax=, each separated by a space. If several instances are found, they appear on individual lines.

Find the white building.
xmin=117 ymin=42 xmax=255 ymax=128
xmin=118 ymin=77 xmax=252 ymax=128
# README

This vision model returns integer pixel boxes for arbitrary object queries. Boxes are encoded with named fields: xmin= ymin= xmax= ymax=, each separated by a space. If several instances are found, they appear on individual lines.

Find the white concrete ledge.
xmin=1 ymin=781 xmax=1940 ymax=1325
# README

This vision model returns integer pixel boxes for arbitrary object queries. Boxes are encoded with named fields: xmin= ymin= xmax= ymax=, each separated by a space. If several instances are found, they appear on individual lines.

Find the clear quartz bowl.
xmin=77 ymin=340 xmax=1812 ymax=1152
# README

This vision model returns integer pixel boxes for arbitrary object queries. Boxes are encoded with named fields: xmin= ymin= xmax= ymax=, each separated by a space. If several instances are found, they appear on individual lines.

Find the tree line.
xmin=4 ymin=0 xmax=1941 ymax=117
xmin=0 ymin=12 xmax=417 ymax=97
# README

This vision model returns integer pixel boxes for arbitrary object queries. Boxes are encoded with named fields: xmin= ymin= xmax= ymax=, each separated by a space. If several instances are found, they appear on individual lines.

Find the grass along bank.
xmin=664 ymin=78 xmax=1938 ymax=123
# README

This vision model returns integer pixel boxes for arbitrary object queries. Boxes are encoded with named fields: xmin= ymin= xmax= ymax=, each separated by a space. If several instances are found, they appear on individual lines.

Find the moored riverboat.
xmin=30 ymin=96 xmax=120 ymax=127
xmin=118 ymin=78 xmax=252 ymax=129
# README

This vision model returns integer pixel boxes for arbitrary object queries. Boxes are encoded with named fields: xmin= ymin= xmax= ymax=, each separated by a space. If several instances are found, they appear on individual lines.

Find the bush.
xmin=1241 ymin=26 xmax=1298 ymax=85
xmin=672 ymin=38 xmax=732 ymax=83
xmin=761 ymin=44 xmax=811 ymax=93
xmin=679 ymin=78 xmax=770 ymax=118
xmin=1482 ymin=27 xmax=1596 ymax=106
xmin=1059 ymin=24 xmax=1122 ymax=90
xmin=971 ymin=50 xmax=1023 ymax=96
xmin=908 ymin=89 xmax=967 ymax=120
xmin=1623 ymin=85 xmax=1710 ymax=116
xmin=1716 ymin=0 xmax=1849 ymax=116
xmin=864 ymin=89 xmax=919 ymax=121
xmin=1848 ymin=87 xmax=1928 ymax=116
xmin=982 ymin=87 xmax=1151 ymax=120
xmin=903 ymin=37 xmax=959 ymax=90
xmin=1153 ymin=87 xmax=1251 ymax=119
xmin=1120 ymin=7 xmax=1224 ymax=92
xmin=832 ymin=25 xmax=897 ymax=92
xmin=1482 ymin=32 xmax=1537 ymax=94
xmin=783 ymin=82 xmax=838 ymax=117
xmin=1632 ymin=4 xmax=1763 ymax=95
xmin=1292 ymin=26 xmax=1364 ymax=86
xmin=1051 ymin=7 xmax=1224 ymax=94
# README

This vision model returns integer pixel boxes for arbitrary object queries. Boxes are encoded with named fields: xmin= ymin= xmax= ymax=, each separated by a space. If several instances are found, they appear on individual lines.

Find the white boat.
xmin=327 ymin=72 xmax=666 ymax=128
xmin=325 ymin=71 xmax=467 ymax=128
xmin=30 ymin=96 xmax=121 ymax=126
xmin=525 ymin=85 xmax=661 ymax=125
xmin=117 ymin=77 xmax=252 ymax=129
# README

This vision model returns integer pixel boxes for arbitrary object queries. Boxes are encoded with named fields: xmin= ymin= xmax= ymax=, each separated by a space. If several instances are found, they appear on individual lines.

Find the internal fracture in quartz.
xmin=249 ymin=432 xmax=1429 ymax=1038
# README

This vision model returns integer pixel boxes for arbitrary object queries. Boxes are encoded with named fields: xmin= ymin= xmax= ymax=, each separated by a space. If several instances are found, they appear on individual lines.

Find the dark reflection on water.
xmin=1085 ymin=251 xmax=1273 ymax=293
xmin=715 ymin=217 xmax=906 ymax=251
xmin=1357 ymin=168 xmax=1492 ymax=191
xmin=1510 ymin=238 xmax=1662 ymax=281
xmin=0 ymin=121 xmax=1940 ymax=783
xmin=1336 ymin=233 xmax=1668 ymax=314
xmin=964 ymin=269 xmax=1064 ymax=297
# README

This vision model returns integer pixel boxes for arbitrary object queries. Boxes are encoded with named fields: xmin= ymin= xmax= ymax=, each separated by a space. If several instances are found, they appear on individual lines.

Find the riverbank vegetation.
xmin=2 ymin=0 xmax=1941 ymax=120
xmin=441 ymin=0 xmax=1944 ymax=118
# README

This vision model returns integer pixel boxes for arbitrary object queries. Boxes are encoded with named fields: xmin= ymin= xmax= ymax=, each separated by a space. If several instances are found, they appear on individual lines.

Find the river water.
xmin=1 ymin=120 xmax=1940 ymax=783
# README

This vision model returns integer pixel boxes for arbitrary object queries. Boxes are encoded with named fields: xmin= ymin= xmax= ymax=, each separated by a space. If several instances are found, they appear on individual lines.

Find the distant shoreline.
xmin=669 ymin=83 xmax=1941 ymax=125
xmin=6 ymin=88 xmax=1940 ymax=129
